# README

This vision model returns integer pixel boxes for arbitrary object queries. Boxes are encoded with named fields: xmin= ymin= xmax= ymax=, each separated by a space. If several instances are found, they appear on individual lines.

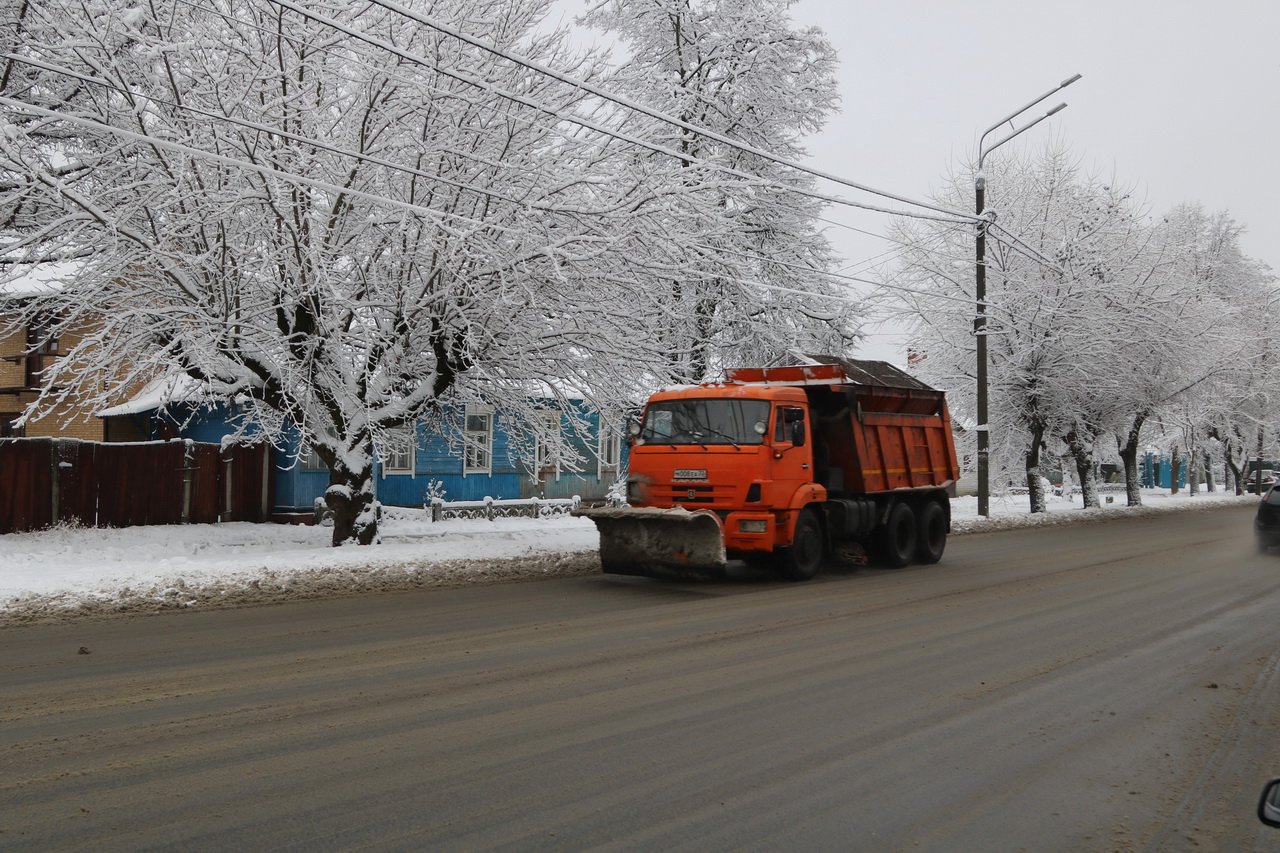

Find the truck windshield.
xmin=640 ymin=398 xmax=770 ymax=445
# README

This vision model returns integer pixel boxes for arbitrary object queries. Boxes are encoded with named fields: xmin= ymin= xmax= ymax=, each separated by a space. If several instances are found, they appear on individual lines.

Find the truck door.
xmin=772 ymin=405 xmax=813 ymax=488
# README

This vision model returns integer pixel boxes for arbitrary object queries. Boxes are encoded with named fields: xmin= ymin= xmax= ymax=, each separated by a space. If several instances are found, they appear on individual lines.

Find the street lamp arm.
xmin=979 ymin=102 xmax=1068 ymax=166
xmin=977 ymin=73 xmax=1082 ymax=161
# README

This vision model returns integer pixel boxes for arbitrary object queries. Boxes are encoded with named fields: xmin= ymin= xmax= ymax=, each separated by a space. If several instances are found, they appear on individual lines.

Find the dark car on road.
xmin=1254 ymin=485 xmax=1280 ymax=551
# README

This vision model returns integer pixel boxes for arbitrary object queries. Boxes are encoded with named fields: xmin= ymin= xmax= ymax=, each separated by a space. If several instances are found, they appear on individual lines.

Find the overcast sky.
xmin=800 ymin=0 xmax=1280 ymax=362
xmin=553 ymin=1 xmax=1280 ymax=365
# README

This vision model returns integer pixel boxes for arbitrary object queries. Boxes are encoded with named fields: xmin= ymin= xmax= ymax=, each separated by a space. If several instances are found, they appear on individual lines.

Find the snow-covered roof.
xmin=0 ymin=260 xmax=83 ymax=298
xmin=96 ymin=373 xmax=208 ymax=418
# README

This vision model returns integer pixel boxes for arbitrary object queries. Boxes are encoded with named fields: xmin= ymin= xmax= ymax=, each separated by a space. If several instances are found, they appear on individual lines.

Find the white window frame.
xmin=300 ymin=443 xmax=328 ymax=471
xmin=463 ymin=405 xmax=493 ymax=475
xmin=381 ymin=427 xmax=416 ymax=477
xmin=598 ymin=424 xmax=621 ymax=478
xmin=535 ymin=410 xmax=562 ymax=480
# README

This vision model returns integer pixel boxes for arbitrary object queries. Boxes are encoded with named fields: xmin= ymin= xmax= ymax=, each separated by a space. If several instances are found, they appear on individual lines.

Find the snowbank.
xmin=0 ymin=490 xmax=1256 ymax=624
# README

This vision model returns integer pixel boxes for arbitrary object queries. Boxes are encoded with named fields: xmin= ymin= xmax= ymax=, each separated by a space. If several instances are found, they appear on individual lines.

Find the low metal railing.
xmin=427 ymin=495 xmax=581 ymax=522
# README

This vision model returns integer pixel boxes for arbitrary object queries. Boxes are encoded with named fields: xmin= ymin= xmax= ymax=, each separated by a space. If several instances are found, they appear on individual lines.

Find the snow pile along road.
xmin=0 ymin=491 xmax=1257 ymax=623
xmin=0 ymin=510 xmax=601 ymax=623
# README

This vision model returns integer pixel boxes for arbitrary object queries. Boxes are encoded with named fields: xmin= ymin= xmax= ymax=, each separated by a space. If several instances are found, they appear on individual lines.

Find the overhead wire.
xmin=350 ymin=0 xmax=976 ymax=223
xmin=4 ymin=0 xmax=1063 ymax=331
xmin=257 ymin=0 xmax=973 ymax=225
xmin=1 ymin=53 xmax=543 ymax=213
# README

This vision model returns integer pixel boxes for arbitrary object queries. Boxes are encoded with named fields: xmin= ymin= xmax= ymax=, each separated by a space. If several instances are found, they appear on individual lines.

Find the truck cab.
xmin=626 ymin=384 xmax=824 ymax=558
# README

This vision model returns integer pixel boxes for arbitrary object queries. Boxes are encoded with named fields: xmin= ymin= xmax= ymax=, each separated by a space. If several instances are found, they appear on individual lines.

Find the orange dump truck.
xmin=578 ymin=358 xmax=960 ymax=580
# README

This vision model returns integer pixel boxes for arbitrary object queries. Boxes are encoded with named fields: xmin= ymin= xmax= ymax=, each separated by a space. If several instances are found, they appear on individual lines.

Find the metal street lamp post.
xmin=974 ymin=73 xmax=1081 ymax=517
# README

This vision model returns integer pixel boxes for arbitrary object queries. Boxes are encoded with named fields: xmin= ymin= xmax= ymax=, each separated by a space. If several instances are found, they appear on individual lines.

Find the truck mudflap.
xmin=574 ymin=506 xmax=728 ymax=578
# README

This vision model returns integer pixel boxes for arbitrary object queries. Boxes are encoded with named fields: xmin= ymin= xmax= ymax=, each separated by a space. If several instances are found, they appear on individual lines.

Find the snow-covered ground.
xmin=0 ymin=489 xmax=1256 ymax=623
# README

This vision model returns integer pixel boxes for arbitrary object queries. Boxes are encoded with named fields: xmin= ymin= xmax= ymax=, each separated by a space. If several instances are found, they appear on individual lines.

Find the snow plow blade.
xmin=575 ymin=506 xmax=728 ymax=578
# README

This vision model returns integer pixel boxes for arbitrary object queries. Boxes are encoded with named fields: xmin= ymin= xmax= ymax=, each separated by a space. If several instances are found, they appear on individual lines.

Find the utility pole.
xmin=974 ymin=74 xmax=1081 ymax=517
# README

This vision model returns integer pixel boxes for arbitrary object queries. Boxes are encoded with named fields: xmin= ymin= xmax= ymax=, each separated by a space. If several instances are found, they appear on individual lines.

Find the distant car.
xmin=1254 ymin=485 xmax=1280 ymax=551
xmin=1246 ymin=470 xmax=1278 ymax=494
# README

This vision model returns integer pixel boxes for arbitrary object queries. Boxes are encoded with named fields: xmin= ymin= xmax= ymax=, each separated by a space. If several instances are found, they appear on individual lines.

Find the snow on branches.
xmin=882 ymin=143 xmax=1276 ymax=510
xmin=0 ymin=0 xmax=861 ymax=542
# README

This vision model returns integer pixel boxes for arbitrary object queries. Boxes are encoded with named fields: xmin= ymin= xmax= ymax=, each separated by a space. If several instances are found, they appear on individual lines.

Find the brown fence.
xmin=0 ymin=438 xmax=273 ymax=534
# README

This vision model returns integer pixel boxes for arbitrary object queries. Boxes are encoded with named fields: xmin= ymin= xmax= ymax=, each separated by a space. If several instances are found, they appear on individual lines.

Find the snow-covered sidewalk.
xmin=0 ymin=489 xmax=1256 ymax=623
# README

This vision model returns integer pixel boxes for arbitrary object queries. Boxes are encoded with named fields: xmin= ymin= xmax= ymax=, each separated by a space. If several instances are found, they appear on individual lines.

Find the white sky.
xmin=801 ymin=0 xmax=1280 ymax=363
xmin=552 ymin=0 xmax=1279 ymax=366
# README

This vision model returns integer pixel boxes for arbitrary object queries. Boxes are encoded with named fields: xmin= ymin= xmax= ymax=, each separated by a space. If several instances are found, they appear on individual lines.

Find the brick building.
xmin=0 ymin=261 xmax=137 ymax=440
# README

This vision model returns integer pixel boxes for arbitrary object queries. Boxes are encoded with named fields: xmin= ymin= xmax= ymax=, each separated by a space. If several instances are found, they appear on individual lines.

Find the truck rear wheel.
xmin=777 ymin=509 xmax=824 ymax=581
xmin=879 ymin=503 xmax=917 ymax=568
xmin=916 ymin=500 xmax=947 ymax=564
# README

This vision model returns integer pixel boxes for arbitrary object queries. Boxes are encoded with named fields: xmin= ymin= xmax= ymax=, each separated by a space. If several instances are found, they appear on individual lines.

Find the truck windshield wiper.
xmin=690 ymin=423 xmax=741 ymax=449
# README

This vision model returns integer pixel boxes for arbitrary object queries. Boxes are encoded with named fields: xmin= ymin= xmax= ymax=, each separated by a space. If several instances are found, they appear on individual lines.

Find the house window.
xmin=26 ymin=315 xmax=59 ymax=354
xmin=381 ymin=427 xmax=415 ymax=475
xmin=464 ymin=406 xmax=492 ymax=475
xmin=0 ymin=413 xmax=23 ymax=438
xmin=535 ymin=410 xmax=561 ymax=478
xmin=24 ymin=316 xmax=59 ymax=389
xmin=598 ymin=425 xmax=620 ymax=477
xmin=299 ymin=444 xmax=328 ymax=471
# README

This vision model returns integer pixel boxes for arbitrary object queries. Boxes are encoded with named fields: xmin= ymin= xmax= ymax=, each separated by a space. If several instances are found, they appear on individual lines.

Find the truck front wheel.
xmin=879 ymin=503 xmax=917 ymax=568
xmin=777 ymin=509 xmax=824 ymax=581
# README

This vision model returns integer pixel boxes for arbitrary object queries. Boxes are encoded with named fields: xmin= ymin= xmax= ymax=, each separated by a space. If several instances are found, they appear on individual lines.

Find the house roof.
xmin=96 ymin=374 xmax=209 ymax=418
xmin=1 ymin=260 xmax=83 ymax=298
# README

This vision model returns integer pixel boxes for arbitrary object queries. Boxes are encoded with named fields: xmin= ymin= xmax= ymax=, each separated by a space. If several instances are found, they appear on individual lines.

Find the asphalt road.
xmin=3 ymin=504 xmax=1279 ymax=851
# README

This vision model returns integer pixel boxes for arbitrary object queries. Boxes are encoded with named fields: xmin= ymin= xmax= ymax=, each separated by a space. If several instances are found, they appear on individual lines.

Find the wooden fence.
xmin=0 ymin=438 xmax=272 ymax=534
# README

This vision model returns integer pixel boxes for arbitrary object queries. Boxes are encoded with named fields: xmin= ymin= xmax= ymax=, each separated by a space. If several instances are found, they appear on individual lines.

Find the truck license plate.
xmin=672 ymin=469 xmax=708 ymax=481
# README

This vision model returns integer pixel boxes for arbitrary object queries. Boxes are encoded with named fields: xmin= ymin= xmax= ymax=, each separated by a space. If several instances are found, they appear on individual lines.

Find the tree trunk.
xmin=1188 ymin=437 xmax=1200 ymax=496
xmin=1024 ymin=423 xmax=1047 ymax=513
xmin=1203 ymin=450 xmax=1215 ymax=492
xmin=325 ymin=461 xmax=378 ymax=546
xmin=1255 ymin=426 xmax=1266 ymax=496
xmin=1170 ymin=445 xmax=1180 ymax=495
xmin=1065 ymin=426 xmax=1099 ymax=509
xmin=1215 ymin=426 xmax=1245 ymax=495
xmin=1117 ymin=412 xmax=1146 ymax=507
xmin=1226 ymin=439 xmax=1244 ymax=495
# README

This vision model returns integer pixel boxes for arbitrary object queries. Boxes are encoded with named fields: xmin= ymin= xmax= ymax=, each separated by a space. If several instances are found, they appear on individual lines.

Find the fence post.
xmin=181 ymin=440 xmax=193 ymax=524
xmin=261 ymin=445 xmax=270 ymax=521
xmin=49 ymin=439 xmax=60 ymax=525
xmin=484 ymin=495 xmax=494 ymax=521
xmin=223 ymin=454 xmax=233 ymax=522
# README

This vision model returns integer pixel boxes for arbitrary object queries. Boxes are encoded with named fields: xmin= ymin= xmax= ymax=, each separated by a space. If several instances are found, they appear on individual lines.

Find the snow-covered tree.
xmin=582 ymin=0 xmax=859 ymax=381
xmin=0 ymin=0 xmax=679 ymax=543
xmin=884 ymin=142 xmax=1275 ymax=512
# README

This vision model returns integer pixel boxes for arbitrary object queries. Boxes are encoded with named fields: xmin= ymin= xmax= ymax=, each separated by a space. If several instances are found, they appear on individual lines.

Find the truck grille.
xmin=657 ymin=483 xmax=721 ymax=505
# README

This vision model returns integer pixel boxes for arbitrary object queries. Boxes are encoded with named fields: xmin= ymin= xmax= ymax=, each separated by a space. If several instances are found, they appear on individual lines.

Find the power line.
xmin=0 ymin=95 xmax=519 ymax=236
xmin=260 ymin=0 xmax=972 ymax=226
xmin=2 ymin=53 xmax=542 ymax=212
xmin=352 ymin=0 xmax=977 ymax=224
xmin=171 ymin=0 xmax=973 ymax=236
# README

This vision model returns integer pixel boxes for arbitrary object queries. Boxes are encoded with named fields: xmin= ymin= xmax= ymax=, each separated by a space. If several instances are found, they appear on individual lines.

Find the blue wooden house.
xmin=98 ymin=385 xmax=626 ymax=515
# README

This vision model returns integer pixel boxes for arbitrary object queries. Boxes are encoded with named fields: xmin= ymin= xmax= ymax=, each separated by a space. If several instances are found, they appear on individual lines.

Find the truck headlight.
xmin=738 ymin=518 xmax=769 ymax=533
